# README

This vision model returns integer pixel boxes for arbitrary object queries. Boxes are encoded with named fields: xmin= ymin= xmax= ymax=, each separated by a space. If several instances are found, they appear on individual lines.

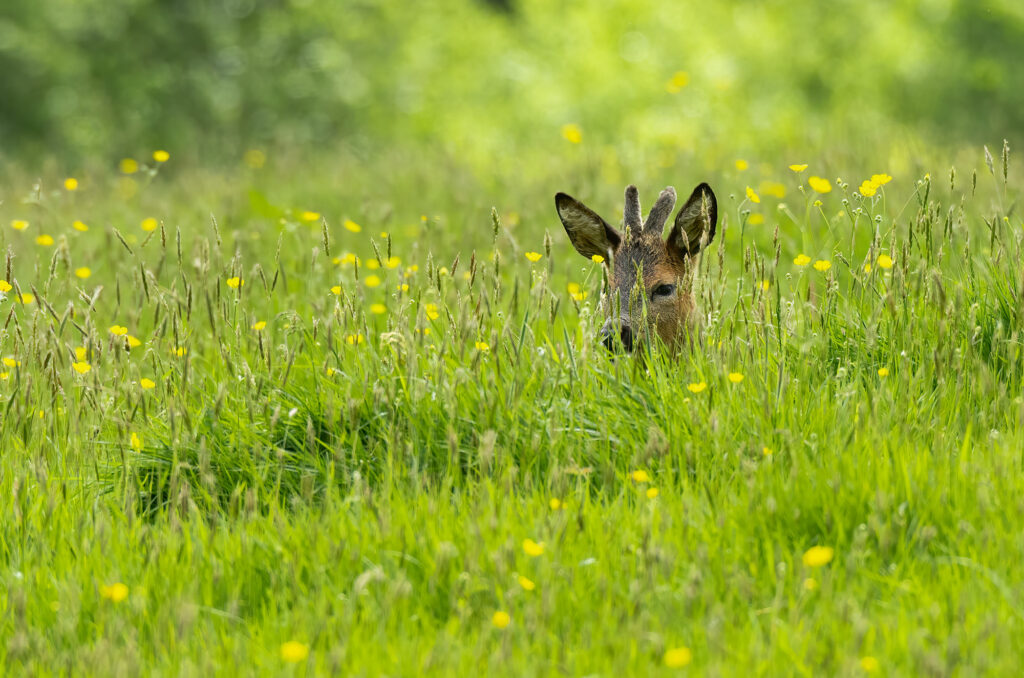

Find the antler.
xmin=623 ymin=185 xmax=643 ymax=231
xmin=643 ymin=186 xmax=676 ymax=235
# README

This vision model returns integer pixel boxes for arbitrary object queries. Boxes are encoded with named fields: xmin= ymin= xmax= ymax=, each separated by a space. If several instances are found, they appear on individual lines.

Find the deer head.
xmin=555 ymin=183 xmax=717 ymax=352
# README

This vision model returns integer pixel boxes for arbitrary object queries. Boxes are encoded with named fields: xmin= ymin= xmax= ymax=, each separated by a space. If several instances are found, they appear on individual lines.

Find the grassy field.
xmin=1 ymin=139 xmax=1022 ymax=676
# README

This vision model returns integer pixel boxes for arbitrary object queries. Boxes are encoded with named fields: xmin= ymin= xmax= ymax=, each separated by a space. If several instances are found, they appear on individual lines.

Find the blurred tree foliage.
xmin=1 ymin=0 xmax=1021 ymax=163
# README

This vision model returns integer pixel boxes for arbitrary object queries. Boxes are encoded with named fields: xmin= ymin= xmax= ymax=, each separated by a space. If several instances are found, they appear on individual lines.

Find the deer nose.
xmin=601 ymin=319 xmax=634 ymax=352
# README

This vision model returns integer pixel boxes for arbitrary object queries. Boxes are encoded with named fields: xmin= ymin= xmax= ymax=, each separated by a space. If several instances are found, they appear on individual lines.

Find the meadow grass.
xmin=2 ymin=143 xmax=1023 ymax=676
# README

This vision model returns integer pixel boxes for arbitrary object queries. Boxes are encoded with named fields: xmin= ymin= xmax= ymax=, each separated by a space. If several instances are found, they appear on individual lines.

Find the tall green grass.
xmin=1 ymin=142 xmax=1023 ymax=675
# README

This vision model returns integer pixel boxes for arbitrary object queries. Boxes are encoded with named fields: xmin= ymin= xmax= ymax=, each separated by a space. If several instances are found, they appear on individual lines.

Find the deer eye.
xmin=651 ymin=283 xmax=676 ymax=299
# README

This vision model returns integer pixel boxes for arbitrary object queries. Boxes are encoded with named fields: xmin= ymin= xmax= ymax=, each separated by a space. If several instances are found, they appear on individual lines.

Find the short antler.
xmin=643 ymin=187 xmax=676 ymax=235
xmin=623 ymin=185 xmax=642 ymax=231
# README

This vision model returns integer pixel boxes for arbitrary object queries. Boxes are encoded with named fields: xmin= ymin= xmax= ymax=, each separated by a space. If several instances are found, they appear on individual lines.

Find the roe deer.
xmin=555 ymin=183 xmax=717 ymax=352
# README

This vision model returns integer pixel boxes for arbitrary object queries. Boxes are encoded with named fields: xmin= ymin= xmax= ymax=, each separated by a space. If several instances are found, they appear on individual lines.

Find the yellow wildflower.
xmin=760 ymin=280 xmax=770 ymax=290
xmin=728 ymin=372 xmax=744 ymax=383
xmin=74 ymin=347 xmax=87 ymax=361
xmin=152 ymin=150 xmax=170 ymax=162
xmin=525 ymin=251 xmax=542 ymax=262
xmin=130 ymin=432 xmax=142 ymax=450
xmin=870 ymin=174 xmax=892 ymax=186
xmin=11 ymin=219 xmax=29 ymax=231
xmin=99 ymin=583 xmax=129 ymax=603
xmin=75 ymin=267 xmax=92 ymax=279
xmin=35 ymin=234 xmax=54 ymax=246
xmin=877 ymin=254 xmax=893 ymax=269
xmin=365 ymin=259 xmax=380 ymax=270
xmin=73 ymin=220 xmax=89 ymax=232
xmin=140 ymin=378 xmax=156 ymax=390
xmin=141 ymin=217 xmax=158 ymax=232
xmin=762 ymin=446 xmax=773 ymax=456
xmin=549 ymin=498 xmax=562 ymax=510
xmin=687 ymin=381 xmax=707 ymax=393
xmin=175 ymin=347 xmax=187 ymax=357
xmin=745 ymin=187 xmax=760 ymax=204
xmin=804 ymin=578 xmax=818 ymax=591
xmin=860 ymin=656 xmax=880 ymax=673
xmin=386 ymin=256 xmax=401 ymax=269
xmin=346 ymin=334 xmax=365 ymax=345
xmin=748 ymin=213 xmax=765 ymax=225
xmin=119 ymin=158 xmax=139 ymax=174
xmin=735 ymin=159 xmax=749 ymax=171
xmin=126 ymin=336 xmax=142 ymax=348
xmin=226 ymin=277 xmax=243 ymax=289
xmin=664 ymin=647 xmax=692 ymax=668
xmin=646 ymin=487 xmax=660 ymax=499
xmin=108 ymin=325 xmax=128 ymax=336
xmin=591 ymin=254 xmax=605 ymax=263
xmin=475 ymin=341 xmax=490 ymax=351
xmin=877 ymin=367 xmax=889 ymax=377
xmin=802 ymin=545 xmax=835 ymax=567
xmin=0 ymin=280 xmax=11 ymax=292
xmin=794 ymin=254 xmax=811 ymax=266
xmin=808 ymin=176 xmax=832 ymax=193
xmin=344 ymin=219 xmax=362 ymax=233
xmin=71 ymin=362 xmax=91 ymax=374
xmin=330 ymin=285 xmax=342 ymax=296
xmin=813 ymin=259 xmax=832 ymax=272
xmin=789 ymin=164 xmax=808 ymax=172
xmin=364 ymin=275 xmax=381 ymax=288
xmin=19 ymin=293 xmax=34 ymax=304
xmin=665 ymin=71 xmax=690 ymax=93
xmin=859 ymin=180 xmax=877 ymax=197
xmin=279 ymin=641 xmax=309 ymax=663
xmin=561 ymin=123 xmax=582 ymax=144
xmin=425 ymin=303 xmax=440 ymax=320
xmin=369 ymin=303 xmax=387 ymax=315
xmin=630 ymin=470 xmax=651 ymax=483
xmin=252 ymin=321 xmax=267 ymax=331
xmin=300 ymin=211 xmax=320 ymax=222
xmin=518 ymin=576 xmax=536 ymax=591
xmin=64 ymin=177 xmax=79 ymax=191
xmin=522 ymin=539 xmax=544 ymax=557
xmin=491 ymin=611 xmax=511 ymax=629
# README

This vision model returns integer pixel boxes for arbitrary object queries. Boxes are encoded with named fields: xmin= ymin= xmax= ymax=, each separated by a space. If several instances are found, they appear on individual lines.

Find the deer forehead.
xmin=611 ymin=238 xmax=682 ymax=289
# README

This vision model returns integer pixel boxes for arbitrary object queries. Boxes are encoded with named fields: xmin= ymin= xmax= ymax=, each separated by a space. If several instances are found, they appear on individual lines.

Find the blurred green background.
xmin=2 ymin=0 xmax=1022 ymax=167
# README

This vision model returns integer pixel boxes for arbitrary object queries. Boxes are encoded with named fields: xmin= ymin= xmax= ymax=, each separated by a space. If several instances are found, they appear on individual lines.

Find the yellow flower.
xmin=808 ymin=176 xmax=832 ymax=193
xmin=130 ymin=432 xmax=142 ymax=451
xmin=748 ymin=213 xmax=765 ymax=225
xmin=300 ymin=211 xmax=320 ymax=222
xmin=99 ymin=582 xmax=129 ymax=603
xmin=74 ymin=347 xmax=87 ymax=360
xmin=877 ymin=254 xmax=893 ymax=269
xmin=244 ymin=149 xmax=266 ymax=169
xmin=364 ymin=275 xmax=381 ymax=288
xmin=425 ymin=303 xmax=440 ymax=320
xmin=561 ymin=123 xmax=582 ymax=144
xmin=0 ymin=280 xmax=11 ymax=292
xmin=665 ymin=70 xmax=690 ymax=93
xmin=877 ymin=367 xmax=889 ymax=377
xmin=735 ymin=159 xmax=749 ymax=171
xmin=279 ymin=641 xmax=309 ymax=663
xmin=591 ymin=254 xmax=605 ymax=264
xmin=813 ymin=199 xmax=823 ymax=207
xmin=397 ymin=283 xmax=409 ymax=292
xmin=864 ymin=263 xmax=872 ymax=273
xmin=71 ymin=361 xmax=91 ymax=374
xmin=802 ymin=545 xmax=835 ymax=567
xmin=860 ymin=656 xmax=880 ymax=673
xmin=630 ymin=469 xmax=651 ymax=483
xmin=858 ymin=180 xmax=877 ymax=197
xmin=64 ymin=177 xmax=79 ymax=191
xmin=760 ymin=280 xmax=770 ymax=290
xmin=664 ymin=647 xmax=692 ymax=668
xmin=19 ymin=293 xmax=34 ymax=304
xmin=73 ymin=220 xmax=89 ymax=232
xmin=870 ymin=173 xmax=892 ymax=186
xmin=326 ymin=367 xmax=336 ymax=376
xmin=745 ymin=186 xmax=760 ymax=204
xmin=140 ymin=378 xmax=156 ymax=390
xmin=789 ymin=164 xmax=808 ymax=172
xmin=75 ymin=267 xmax=91 ymax=279
xmin=518 ymin=575 xmax=536 ymax=591
xmin=141 ymin=217 xmax=158 ymax=232
xmin=344 ymin=219 xmax=362 ymax=233
xmin=386 ymin=256 xmax=401 ymax=269
xmin=522 ymin=539 xmax=544 ymax=557
xmin=369 ymin=303 xmax=387 ymax=315
xmin=760 ymin=181 xmax=786 ymax=198
xmin=226 ymin=277 xmax=243 ymax=289
xmin=12 ymin=219 xmax=29 ymax=231
xmin=762 ymin=446 xmax=773 ymax=456
xmin=175 ymin=347 xmax=187 ymax=357
xmin=525 ymin=251 xmax=542 ymax=262
xmin=108 ymin=325 xmax=128 ymax=336
xmin=0 ymin=372 xmax=7 ymax=380
xmin=803 ymin=577 xmax=818 ymax=591
xmin=365 ymin=259 xmax=380 ymax=270
xmin=119 ymin=158 xmax=139 ymax=174
xmin=152 ymin=150 xmax=170 ymax=163
xmin=491 ymin=611 xmax=511 ymax=629
xmin=346 ymin=334 xmax=365 ymax=345
xmin=813 ymin=259 xmax=832 ymax=272
xmin=252 ymin=321 xmax=267 ymax=331
xmin=549 ymin=498 xmax=562 ymax=510
xmin=330 ymin=285 xmax=342 ymax=296
xmin=475 ymin=341 xmax=490 ymax=351
xmin=794 ymin=254 xmax=811 ymax=266
xmin=35 ymin=234 xmax=54 ymax=246
xmin=687 ymin=381 xmax=707 ymax=393
xmin=126 ymin=336 xmax=142 ymax=348
xmin=646 ymin=487 xmax=660 ymax=499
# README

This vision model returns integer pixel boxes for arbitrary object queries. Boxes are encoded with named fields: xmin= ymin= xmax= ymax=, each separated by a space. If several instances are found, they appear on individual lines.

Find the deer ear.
xmin=667 ymin=183 xmax=717 ymax=257
xmin=555 ymin=192 xmax=621 ymax=260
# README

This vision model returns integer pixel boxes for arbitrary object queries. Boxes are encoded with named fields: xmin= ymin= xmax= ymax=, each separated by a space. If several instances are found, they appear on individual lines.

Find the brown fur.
xmin=555 ymin=183 xmax=717 ymax=352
